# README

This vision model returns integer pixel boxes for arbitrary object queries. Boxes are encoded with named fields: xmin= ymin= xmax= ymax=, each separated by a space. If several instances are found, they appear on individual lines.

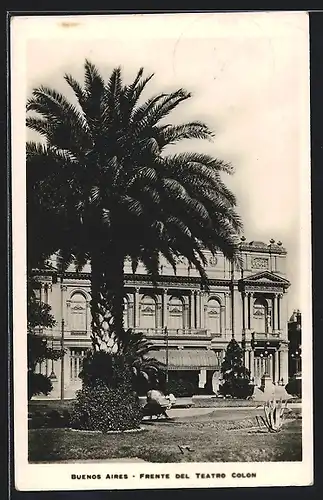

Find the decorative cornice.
xmin=31 ymin=269 xmax=289 ymax=291
xmin=239 ymin=241 xmax=287 ymax=255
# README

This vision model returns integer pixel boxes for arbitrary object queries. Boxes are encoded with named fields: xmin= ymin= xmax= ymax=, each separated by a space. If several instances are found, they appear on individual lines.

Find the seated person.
xmin=146 ymin=388 xmax=169 ymax=408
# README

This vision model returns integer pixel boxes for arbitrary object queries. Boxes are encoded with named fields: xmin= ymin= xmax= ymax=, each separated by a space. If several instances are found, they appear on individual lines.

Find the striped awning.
xmin=149 ymin=349 xmax=220 ymax=370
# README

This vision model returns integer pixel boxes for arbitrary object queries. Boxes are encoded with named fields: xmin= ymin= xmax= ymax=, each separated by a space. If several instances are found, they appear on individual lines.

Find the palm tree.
xmin=119 ymin=329 xmax=165 ymax=392
xmin=27 ymin=60 xmax=242 ymax=353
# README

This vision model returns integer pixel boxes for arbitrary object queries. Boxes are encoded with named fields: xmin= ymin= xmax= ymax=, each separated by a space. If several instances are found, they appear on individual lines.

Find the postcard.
xmin=10 ymin=11 xmax=312 ymax=490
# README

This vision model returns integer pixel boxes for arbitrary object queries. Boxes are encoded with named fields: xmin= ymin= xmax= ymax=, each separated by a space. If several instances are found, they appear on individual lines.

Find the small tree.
xmin=219 ymin=338 xmax=253 ymax=399
xmin=27 ymin=280 xmax=64 ymax=399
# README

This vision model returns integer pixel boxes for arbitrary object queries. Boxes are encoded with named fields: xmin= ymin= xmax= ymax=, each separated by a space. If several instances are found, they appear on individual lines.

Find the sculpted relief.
xmin=251 ymin=257 xmax=269 ymax=269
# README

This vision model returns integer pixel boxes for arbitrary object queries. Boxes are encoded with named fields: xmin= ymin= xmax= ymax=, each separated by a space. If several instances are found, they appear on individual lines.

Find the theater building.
xmin=32 ymin=238 xmax=290 ymax=399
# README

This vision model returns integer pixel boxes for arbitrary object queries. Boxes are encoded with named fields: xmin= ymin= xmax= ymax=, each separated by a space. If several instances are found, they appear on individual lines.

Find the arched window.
xmin=168 ymin=296 xmax=184 ymax=330
xmin=206 ymin=298 xmax=221 ymax=333
xmin=140 ymin=295 xmax=157 ymax=330
xmin=70 ymin=292 xmax=87 ymax=334
xmin=253 ymin=297 xmax=271 ymax=333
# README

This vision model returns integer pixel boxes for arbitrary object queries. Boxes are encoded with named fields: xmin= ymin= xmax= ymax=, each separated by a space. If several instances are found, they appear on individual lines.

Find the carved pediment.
xmin=71 ymin=305 xmax=85 ymax=311
xmin=241 ymin=271 xmax=289 ymax=284
xmin=141 ymin=305 xmax=155 ymax=314
xmin=169 ymin=306 xmax=182 ymax=314
xmin=241 ymin=271 xmax=290 ymax=286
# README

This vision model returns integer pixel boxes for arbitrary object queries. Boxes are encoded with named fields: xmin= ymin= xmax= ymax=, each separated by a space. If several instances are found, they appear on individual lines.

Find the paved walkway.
xmin=167 ymin=407 xmax=215 ymax=418
xmin=150 ymin=402 xmax=301 ymax=420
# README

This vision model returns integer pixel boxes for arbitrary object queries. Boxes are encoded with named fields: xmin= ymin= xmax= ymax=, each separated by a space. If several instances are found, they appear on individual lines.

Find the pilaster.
xmin=190 ymin=291 xmax=195 ymax=329
xmin=162 ymin=288 xmax=168 ymax=328
xmin=279 ymin=345 xmax=289 ymax=385
xmin=224 ymin=292 xmax=231 ymax=338
xmin=135 ymin=288 xmax=140 ymax=328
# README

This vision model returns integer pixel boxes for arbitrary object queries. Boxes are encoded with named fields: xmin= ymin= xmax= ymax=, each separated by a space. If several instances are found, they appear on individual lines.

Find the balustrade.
xmin=133 ymin=327 xmax=210 ymax=337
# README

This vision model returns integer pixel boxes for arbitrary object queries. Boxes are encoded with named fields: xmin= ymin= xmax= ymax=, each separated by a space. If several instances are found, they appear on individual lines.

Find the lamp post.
xmin=165 ymin=326 xmax=169 ymax=385
xmin=60 ymin=319 xmax=65 ymax=401
xmin=49 ymin=334 xmax=56 ymax=380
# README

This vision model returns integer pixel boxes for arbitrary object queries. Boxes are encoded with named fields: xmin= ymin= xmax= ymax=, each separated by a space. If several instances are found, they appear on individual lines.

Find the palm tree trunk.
xmin=90 ymin=248 xmax=125 ymax=352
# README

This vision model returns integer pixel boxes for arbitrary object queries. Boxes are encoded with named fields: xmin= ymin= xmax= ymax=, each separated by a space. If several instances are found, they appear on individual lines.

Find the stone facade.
xmin=33 ymin=239 xmax=290 ymax=399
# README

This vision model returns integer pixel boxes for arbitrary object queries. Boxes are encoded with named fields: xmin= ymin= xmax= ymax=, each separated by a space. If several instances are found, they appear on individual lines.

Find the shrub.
xmin=73 ymin=351 xmax=143 ymax=432
xmin=71 ymin=382 xmax=143 ymax=432
xmin=219 ymin=378 xmax=254 ymax=399
xmin=28 ymin=371 xmax=53 ymax=400
xmin=166 ymin=378 xmax=195 ymax=397
xmin=285 ymin=377 xmax=302 ymax=398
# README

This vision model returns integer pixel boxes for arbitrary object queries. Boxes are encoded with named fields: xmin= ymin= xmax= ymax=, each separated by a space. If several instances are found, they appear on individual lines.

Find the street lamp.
xmin=60 ymin=319 xmax=65 ymax=401
xmin=165 ymin=326 xmax=169 ymax=385
xmin=49 ymin=334 xmax=56 ymax=380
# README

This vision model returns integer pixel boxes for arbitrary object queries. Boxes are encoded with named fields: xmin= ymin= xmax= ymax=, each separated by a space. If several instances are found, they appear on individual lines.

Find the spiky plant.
xmin=261 ymin=398 xmax=288 ymax=432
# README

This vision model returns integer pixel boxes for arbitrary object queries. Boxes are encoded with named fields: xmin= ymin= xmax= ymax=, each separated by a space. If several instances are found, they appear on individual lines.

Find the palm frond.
xmin=155 ymin=121 xmax=214 ymax=148
xmin=64 ymin=73 xmax=87 ymax=108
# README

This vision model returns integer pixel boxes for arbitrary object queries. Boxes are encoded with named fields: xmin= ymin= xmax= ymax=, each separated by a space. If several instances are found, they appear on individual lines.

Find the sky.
xmin=18 ymin=12 xmax=310 ymax=315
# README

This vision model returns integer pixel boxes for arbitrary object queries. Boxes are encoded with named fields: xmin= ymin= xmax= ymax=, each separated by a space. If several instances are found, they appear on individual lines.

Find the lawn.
xmin=28 ymin=409 xmax=302 ymax=463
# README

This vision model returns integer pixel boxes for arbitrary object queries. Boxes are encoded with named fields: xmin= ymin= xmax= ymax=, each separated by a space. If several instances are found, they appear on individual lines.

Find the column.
xmin=268 ymin=354 xmax=273 ymax=379
xmin=134 ymin=288 xmax=140 ymax=328
xmin=246 ymin=292 xmax=251 ymax=330
xmin=190 ymin=291 xmax=195 ymax=330
xmin=249 ymin=350 xmax=255 ymax=380
xmin=279 ymin=348 xmax=289 ymax=385
xmin=196 ymin=291 xmax=201 ymax=328
xmin=86 ymin=301 xmax=91 ymax=333
xmin=183 ymin=300 xmax=189 ymax=331
xmin=277 ymin=294 xmax=282 ymax=331
xmin=224 ymin=292 xmax=231 ymax=337
xmin=156 ymin=303 xmax=162 ymax=330
xmin=244 ymin=349 xmax=250 ymax=369
xmin=281 ymin=292 xmax=288 ymax=340
xmin=254 ymin=356 xmax=259 ymax=385
xmin=198 ymin=369 xmax=207 ymax=389
xmin=249 ymin=292 xmax=254 ymax=330
xmin=59 ymin=284 xmax=68 ymax=400
xmin=162 ymin=288 xmax=168 ymax=328
xmin=274 ymin=350 xmax=280 ymax=383
xmin=200 ymin=292 xmax=205 ymax=328
xmin=220 ymin=305 xmax=225 ymax=336
xmin=242 ymin=292 xmax=247 ymax=331
xmin=273 ymin=294 xmax=278 ymax=331
xmin=40 ymin=282 xmax=45 ymax=303
xmin=128 ymin=300 xmax=134 ymax=328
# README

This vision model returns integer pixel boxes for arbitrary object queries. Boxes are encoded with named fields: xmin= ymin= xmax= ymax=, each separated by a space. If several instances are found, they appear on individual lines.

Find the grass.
xmin=28 ymin=408 xmax=302 ymax=463
xmin=29 ymin=399 xmax=75 ymax=413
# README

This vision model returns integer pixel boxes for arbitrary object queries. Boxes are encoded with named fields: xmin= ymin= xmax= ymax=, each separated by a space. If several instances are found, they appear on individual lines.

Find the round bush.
xmin=286 ymin=377 xmax=302 ymax=398
xmin=28 ymin=371 xmax=53 ymax=400
xmin=219 ymin=378 xmax=254 ymax=399
xmin=166 ymin=378 xmax=195 ymax=397
xmin=71 ymin=382 xmax=143 ymax=432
